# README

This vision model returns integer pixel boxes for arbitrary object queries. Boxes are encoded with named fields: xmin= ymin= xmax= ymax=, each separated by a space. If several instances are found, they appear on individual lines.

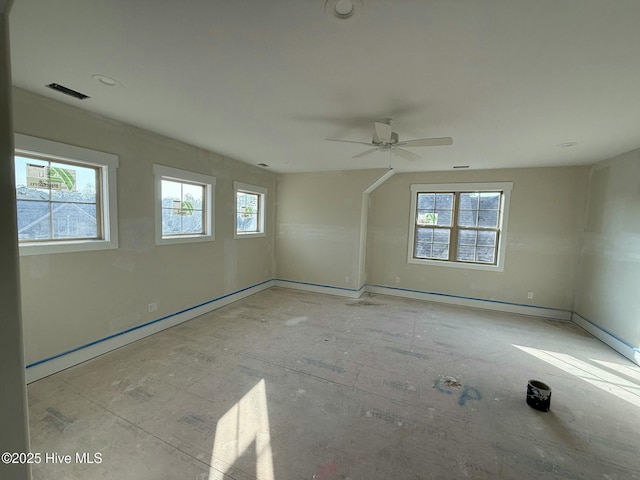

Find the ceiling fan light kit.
xmin=326 ymin=118 xmax=453 ymax=161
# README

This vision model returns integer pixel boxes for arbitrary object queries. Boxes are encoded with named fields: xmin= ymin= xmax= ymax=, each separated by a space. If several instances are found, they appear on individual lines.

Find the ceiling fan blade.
xmin=397 ymin=137 xmax=453 ymax=147
xmin=374 ymin=122 xmax=393 ymax=143
xmin=353 ymin=148 xmax=378 ymax=159
xmin=394 ymin=148 xmax=421 ymax=161
xmin=326 ymin=139 xmax=373 ymax=146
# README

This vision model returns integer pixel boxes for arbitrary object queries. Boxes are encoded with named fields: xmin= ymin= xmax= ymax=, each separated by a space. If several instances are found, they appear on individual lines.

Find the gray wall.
xmin=274 ymin=165 xmax=589 ymax=313
xmin=366 ymin=167 xmax=589 ymax=310
xmin=0 ymin=1 xmax=31 ymax=478
xmin=574 ymin=148 xmax=640 ymax=353
xmin=13 ymin=88 xmax=276 ymax=366
xmin=275 ymin=169 xmax=385 ymax=290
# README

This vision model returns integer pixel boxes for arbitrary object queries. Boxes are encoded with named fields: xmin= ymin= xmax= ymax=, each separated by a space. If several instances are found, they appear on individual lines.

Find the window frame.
xmin=153 ymin=164 xmax=216 ymax=245
xmin=233 ymin=181 xmax=266 ymax=239
xmin=14 ymin=133 xmax=119 ymax=256
xmin=407 ymin=182 xmax=512 ymax=271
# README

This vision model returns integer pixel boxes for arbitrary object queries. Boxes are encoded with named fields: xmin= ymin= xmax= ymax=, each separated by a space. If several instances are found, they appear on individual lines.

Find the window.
xmin=14 ymin=133 xmax=119 ymax=255
xmin=234 ymin=181 xmax=266 ymax=238
xmin=153 ymin=165 xmax=215 ymax=245
xmin=408 ymin=182 xmax=512 ymax=270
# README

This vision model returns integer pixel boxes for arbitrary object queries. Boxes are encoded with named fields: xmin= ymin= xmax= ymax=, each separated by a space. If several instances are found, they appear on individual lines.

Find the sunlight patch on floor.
xmin=209 ymin=379 xmax=274 ymax=480
xmin=513 ymin=345 xmax=640 ymax=409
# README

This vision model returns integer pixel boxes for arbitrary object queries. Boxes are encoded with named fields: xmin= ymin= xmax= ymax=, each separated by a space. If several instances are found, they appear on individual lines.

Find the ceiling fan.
xmin=326 ymin=118 xmax=453 ymax=161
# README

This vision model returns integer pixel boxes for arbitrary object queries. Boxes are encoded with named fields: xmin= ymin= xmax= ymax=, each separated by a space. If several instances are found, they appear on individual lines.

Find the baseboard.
xmin=365 ymin=284 xmax=572 ymax=321
xmin=572 ymin=312 xmax=640 ymax=366
xmin=25 ymin=279 xmax=275 ymax=383
xmin=274 ymin=279 xmax=365 ymax=299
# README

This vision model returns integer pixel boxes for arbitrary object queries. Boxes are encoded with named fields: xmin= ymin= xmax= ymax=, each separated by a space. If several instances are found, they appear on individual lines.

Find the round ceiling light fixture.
xmin=325 ymin=0 xmax=362 ymax=22
xmin=557 ymin=141 xmax=578 ymax=148
xmin=92 ymin=74 xmax=122 ymax=88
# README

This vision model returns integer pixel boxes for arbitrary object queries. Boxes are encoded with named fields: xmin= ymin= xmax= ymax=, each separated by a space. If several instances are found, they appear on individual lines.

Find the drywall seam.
xmin=572 ymin=312 xmax=640 ymax=366
xmin=356 ymin=167 xmax=395 ymax=287
xmin=273 ymin=279 xmax=365 ymax=299
xmin=365 ymin=284 xmax=572 ymax=320
xmin=25 ymin=280 xmax=274 ymax=383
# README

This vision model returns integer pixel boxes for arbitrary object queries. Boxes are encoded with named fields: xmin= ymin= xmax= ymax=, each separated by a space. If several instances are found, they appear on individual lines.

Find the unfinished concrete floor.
xmin=27 ymin=287 xmax=640 ymax=479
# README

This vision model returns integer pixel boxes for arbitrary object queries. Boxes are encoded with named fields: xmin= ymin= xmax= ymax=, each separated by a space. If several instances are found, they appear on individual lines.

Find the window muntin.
xmin=153 ymin=164 xmax=215 ymax=245
xmin=409 ymin=183 xmax=512 ymax=270
xmin=14 ymin=133 xmax=119 ymax=256
xmin=233 ymin=181 xmax=266 ymax=238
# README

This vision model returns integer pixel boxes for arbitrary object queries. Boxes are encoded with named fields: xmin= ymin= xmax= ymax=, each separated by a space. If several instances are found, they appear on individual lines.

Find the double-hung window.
xmin=408 ymin=183 xmax=512 ymax=270
xmin=234 ymin=181 xmax=266 ymax=238
xmin=14 ymin=134 xmax=119 ymax=255
xmin=153 ymin=165 xmax=216 ymax=245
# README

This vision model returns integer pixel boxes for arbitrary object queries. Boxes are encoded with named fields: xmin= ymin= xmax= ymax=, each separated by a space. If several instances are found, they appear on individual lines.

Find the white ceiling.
xmin=9 ymin=0 xmax=640 ymax=173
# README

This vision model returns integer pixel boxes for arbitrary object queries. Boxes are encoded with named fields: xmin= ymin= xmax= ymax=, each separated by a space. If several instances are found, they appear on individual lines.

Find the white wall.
xmin=13 ymin=88 xmax=276 ymax=370
xmin=0 ymin=2 xmax=31 ymax=478
xmin=574 ymin=148 xmax=640 ymax=364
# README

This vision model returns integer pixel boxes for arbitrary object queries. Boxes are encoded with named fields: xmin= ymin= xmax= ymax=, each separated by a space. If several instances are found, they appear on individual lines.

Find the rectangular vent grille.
xmin=46 ymin=83 xmax=90 ymax=100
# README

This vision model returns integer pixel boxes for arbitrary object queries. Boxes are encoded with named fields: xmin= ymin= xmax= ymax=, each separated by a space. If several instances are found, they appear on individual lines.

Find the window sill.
xmin=234 ymin=231 xmax=266 ymax=240
xmin=407 ymin=257 xmax=505 ymax=272
xmin=156 ymin=234 xmax=214 ymax=246
xmin=19 ymin=238 xmax=118 ymax=256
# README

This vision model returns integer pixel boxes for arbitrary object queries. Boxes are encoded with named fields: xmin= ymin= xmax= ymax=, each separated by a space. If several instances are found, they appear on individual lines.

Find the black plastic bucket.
xmin=526 ymin=380 xmax=551 ymax=411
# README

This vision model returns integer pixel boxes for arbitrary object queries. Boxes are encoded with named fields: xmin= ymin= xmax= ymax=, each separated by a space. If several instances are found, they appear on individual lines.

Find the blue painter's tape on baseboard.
xmin=275 ymin=278 xmax=364 ymax=293
xmin=573 ymin=312 xmax=640 ymax=353
xmin=365 ymin=284 xmax=573 ymax=313
xmin=26 ymin=279 xmax=273 ymax=370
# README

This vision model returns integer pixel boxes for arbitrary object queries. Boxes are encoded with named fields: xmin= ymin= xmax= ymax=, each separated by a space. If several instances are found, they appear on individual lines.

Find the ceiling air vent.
xmin=46 ymin=83 xmax=90 ymax=100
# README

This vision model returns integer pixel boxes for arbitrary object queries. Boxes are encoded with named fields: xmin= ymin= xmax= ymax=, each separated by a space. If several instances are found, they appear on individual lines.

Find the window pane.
xmin=162 ymin=207 xmax=182 ymax=235
xmin=433 ymin=228 xmax=450 ymax=244
xmin=181 ymin=209 xmax=204 ymax=234
xmin=477 ymin=230 xmax=497 ymax=246
xmin=161 ymin=180 xmax=182 ymax=202
xmin=432 ymin=243 xmax=449 ymax=260
xmin=417 ymin=193 xmax=453 ymax=227
xmin=237 ymin=191 xmax=260 ymax=233
xmin=49 ymin=161 xmax=97 ymax=204
xmin=415 ymin=242 xmax=432 ymax=258
xmin=15 ymin=156 xmax=100 ymax=242
xmin=415 ymin=227 xmax=450 ymax=260
xmin=16 ymin=156 xmax=50 ymax=200
xmin=457 ymin=244 xmax=475 ymax=262
xmin=458 ymin=229 xmax=477 ymax=246
xmin=435 ymin=209 xmax=452 ymax=226
xmin=459 ymin=193 xmax=479 ymax=210
xmin=161 ymin=180 xmax=205 ymax=236
xmin=435 ymin=193 xmax=453 ymax=209
xmin=417 ymin=193 xmax=435 ymax=209
xmin=478 ymin=209 xmax=499 ymax=227
xmin=183 ymin=183 xmax=204 ymax=210
xmin=52 ymin=203 xmax=98 ymax=239
xmin=479 ymin=192 xmax=500 ymax=210
xmin=456 ymin=232 xmax=497 ymax=264
xmin=458 ymin=208 xmax=478 ymax=227
xmin=476 ymin=247 xmax=496 ymax=263
xmin=416 ymin=228 xmax=433 ymax=243
xmin=16 ymin=200 xmax=51 ymax=240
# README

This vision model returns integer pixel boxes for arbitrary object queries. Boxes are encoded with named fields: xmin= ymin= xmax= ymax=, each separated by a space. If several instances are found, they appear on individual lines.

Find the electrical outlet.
xmin=395 ymin=277 xmax=400 ymax=284
xmin=527 ymin=292 xmax=534 ymax=299
xmin=345 ymin=276 xmax=350 ymax=283
xmin=148 ymin=303 xmax=157 ymax=312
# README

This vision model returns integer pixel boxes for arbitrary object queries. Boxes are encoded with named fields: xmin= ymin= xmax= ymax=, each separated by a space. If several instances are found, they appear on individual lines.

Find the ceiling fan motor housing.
xmin=373 ymin=131 xmax=399 ymax=145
